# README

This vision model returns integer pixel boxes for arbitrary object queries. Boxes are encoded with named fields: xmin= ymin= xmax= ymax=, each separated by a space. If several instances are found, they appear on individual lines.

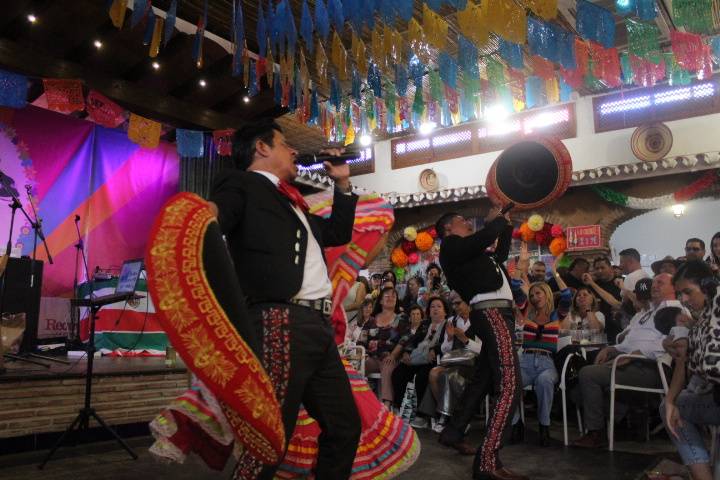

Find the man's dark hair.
xmin=685 ymin=237 xmax=706 ymax=250
xmin=435 ymin=212 xmax=459 ymax=240
xmin=532 ymin=260 xmax=546 ymax=267
xmin=619 ymin=248 xmax=641 ymax=262
xmin=426 ymin=262 xmax=442 ymax=276
xmin=568 ymin=258 xmax=589 ymax=271
xmin=593 ymin=256 xmax=612 ymax=268
xmin=231 ymin=119 xmax=283 ymax=170
xmin=673 ymin=259 xmax=713 ymax=286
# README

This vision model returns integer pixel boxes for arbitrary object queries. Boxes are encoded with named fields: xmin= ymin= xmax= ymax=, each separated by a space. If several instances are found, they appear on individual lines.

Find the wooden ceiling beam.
xmin=0 ymin=37 xmax=247 ymax=130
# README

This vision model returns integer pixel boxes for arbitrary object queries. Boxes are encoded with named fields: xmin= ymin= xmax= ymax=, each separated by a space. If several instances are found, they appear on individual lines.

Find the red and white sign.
xmin=38 ymin=297 xmax=71 ymax=339
xmin=566 ymin=225 xmax=602 ymax=251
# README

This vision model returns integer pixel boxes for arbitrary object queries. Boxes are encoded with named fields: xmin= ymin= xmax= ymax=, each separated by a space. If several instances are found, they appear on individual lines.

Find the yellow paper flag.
xmin=488 ymin=0 xmax=526 ymax=44
xmin=331 ymin=32 xmax=348 ymax=80
xmin=457 ymin=1 xmax=490 ymax=47
xmin=352 ymin=33 xmax=368 ymax=77
xmin=422 ymin=5 xmax=448 ymax=51
xmin=316 ymin=41 xmax=328 ymax=87
xmin=524 ymin=0 xmax=558 ymax=20
xmin=128 ymin=113 xmax=161 ymax=149
xmin=545 ymin=77 xmax=560 ymax=104
xmin=149 ymin=17 xmax=164 ymax=58
xmin=109 ymin=0 xmax=128 ymax=29
xmin=344 ymin=119 xmax=355 ymax=146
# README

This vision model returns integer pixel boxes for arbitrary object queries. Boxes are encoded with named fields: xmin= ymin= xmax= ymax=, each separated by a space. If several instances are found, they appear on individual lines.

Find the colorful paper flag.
xmin=42 ymin=79 xmax=85 ymax=113
xmin=86 ymin=90 xmax=125 ymax=128
xmin=0 ymin=69 xmax=28 ymax=108
xmin=176 ymin=129 xmax=204 ymax=157
xmin=128 ymin=113 xmax=162 ymax=149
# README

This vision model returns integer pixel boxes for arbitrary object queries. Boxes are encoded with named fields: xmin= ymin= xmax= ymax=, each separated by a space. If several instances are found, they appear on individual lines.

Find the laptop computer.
xmin=73 ymin=259 xmax=145 ymax=307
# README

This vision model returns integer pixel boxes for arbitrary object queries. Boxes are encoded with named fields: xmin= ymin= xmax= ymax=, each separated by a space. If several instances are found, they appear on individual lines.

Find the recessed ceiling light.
xmin=93 ymin=39 xmax=103 ymax=49
xmin=242 ymin=95 xmax=250 ymax=103
xmin=152 ymin=61 xmax=160 ymax=70
xmin=198 ymin=79 xmax=207 ymax=87
xmin=27 ymin=14 xmax=37 ymax=23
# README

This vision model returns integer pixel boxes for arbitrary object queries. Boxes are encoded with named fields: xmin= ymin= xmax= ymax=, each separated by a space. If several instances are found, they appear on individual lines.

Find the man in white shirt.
xmin=573 ymin=274 xmax=681 ymax=448
xmin=619 ymin=248 xmax=649 ymax=301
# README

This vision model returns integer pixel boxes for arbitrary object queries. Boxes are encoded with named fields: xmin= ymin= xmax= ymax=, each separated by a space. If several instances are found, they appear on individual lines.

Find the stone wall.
xmin=0 ymin=372 xmax=189 ymax=438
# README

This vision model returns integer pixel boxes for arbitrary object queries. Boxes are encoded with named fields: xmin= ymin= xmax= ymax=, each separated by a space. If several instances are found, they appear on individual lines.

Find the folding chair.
xmin=560 ymin=351 xmax=585 ymax=445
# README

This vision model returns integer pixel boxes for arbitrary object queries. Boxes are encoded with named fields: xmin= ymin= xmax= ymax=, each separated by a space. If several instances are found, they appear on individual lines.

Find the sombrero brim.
xmin=650 ymin=258 xmax=681 ymax=275
xmin=145 ymin=192 xmax=284 ymax=465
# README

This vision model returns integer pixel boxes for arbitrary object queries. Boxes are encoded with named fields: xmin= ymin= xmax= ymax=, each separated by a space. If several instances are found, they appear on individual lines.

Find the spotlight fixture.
xmin=359 ymin=134 xmax=372 ymax=146
xmin=484 ymin=104 xmax=509 ymax=123
xmin=242 ymin=95 xmax=250 ymax=103
xmin=93 ymin=39 xmax=103 ymax=49
xmin=199 ymin=79 xmax=207 ymax=87
xmin=152 ymin=61 xmax=160 ymax=70
xmin=419 ymin=121 xmax=436 ymax=135
xmin=671 ymin=203 xmax=685 ymax=218
xmin=27 ymin=14 xmax=37 ymax=23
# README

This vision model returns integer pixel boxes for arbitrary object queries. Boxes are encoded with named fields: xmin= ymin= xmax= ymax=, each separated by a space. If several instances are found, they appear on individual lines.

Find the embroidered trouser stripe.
xmin=478 ymin=308 xmax=518 ymax=473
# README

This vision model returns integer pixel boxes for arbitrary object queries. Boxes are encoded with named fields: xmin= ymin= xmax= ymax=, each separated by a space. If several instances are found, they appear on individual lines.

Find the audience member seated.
xmin=417 ymin=292 xmax=479 ymax=433
xmin=358 ymin=286 xmax=407 ymax=408
xmin=528 ymin=260 xmax=547 ymax=283
xmin=402 ymin=276 xmax=424 ymax=312
xmin=425 ymin=262 xmax=450 ymax=299
xmin=416 ymin=286 xmax=430 ymax=310
xmin=346 ymin=296 xmax=373 ymax=345
xmin=684 ymin=237 xmax=706 ymax=263
xmin=619 ymin=248 xmax=649 ymax=302
xmin=369 ymin=272 xmax=383 ymax=299
xmin=549 ymin=257 xmax=589 ymax=292
xmin=560 ymin=286 xmax=605 ymax=332
xmin=510 ymin=245 xmax=572 ymax=446
xmin=391 ymin=296 xmax=448 ymax=428
xmin=382 ymin=269 xmax=397 ymax=286
xmin=582 ymin=257 xmax=623 ymax=342
xmin=573 ymin=274 xmax=683 ymax=448
xmin=661 ymin=260 xmax=720 ymax=480
xmin=651 ymin=256 xmax=681 ymax=277
xmin=343 ymin=276 xmax=370 ymax=325
xmin=707 ymin=231 xmax=720 ymax=277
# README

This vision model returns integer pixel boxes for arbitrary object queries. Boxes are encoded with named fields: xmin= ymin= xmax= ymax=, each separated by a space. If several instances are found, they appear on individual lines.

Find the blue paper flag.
xmin=576 ymin=0 xmax=615 ymax=48
xmin=711 ymin=36 xmax=720 ymax=64
xmin=426 ymin=0 xmax=445 ymax=12
xmin=352 ymin=68 xmax=362 ymax=100
xmin=315 ymin=0 xmax=330 ymax=41
xmin=558 ymin=30 xmax=577 ymax=70
xmin=368 ymin=64 xmax=382 ymax=97
xmin=409 ymin=55 xmax=426 ymax=87
xmin=164 ymin=0 xmax=177 ymax=46
xmin=300 ymin=0 xmax=314 ymax=53
xmin=176 ymin=130 xmax=205 ymax=158
xmin=143 ymin=13 xmax=156 ymax=45
xmin=395 ymin=0 xmax=414 ymax=22
xmin=458 ymin=34 xmax=479 ymax=79
xmin=232 ymin=0 xmax=245 ymax=77
xmin=131 ymin=0 xmax=148 ymax=28
xmin=192 ymin=0 xmax=208 ymax=65
xmin=271 ymin=0 xmax=285 ymax=57
xmin=635 ymin=0 xmax=657 ymax=20
xmin=395 ymin=64 xmax=409 ymax=96
xmin=257 ymin=3 xmax=267 ymax=57
xmin=525 ymin=76 xmax=544 ymax=108
xmin=0 ymin=69 xmax=28 ymax=109
xmin=310 ymin=88 xmax=319 ymax=123
xmin=286 ymin=0 xmax=297 ymax=55
xmin=559 ymin=76 xmax=573 ymax=101
xmin=378 ymin=0 xmax=395 ymax=24
xmin=328 ymin=0 xmax=345 ymax=32
xmin=527 ymin=17 xmax=560 ymax=63
xmin=446 ymin=0 xmax=467 ymax=9
xmin=250 ymin=60 xmax=259 ymax=97
xmin=273 ymin=68 xmax=281 ymax=104
xmin=438 ymin=52 xmax=457 ymax=89
xmin=499 ymin=39 xmax=525 ymax=70
xmin=330 ymin=75 xmax=342 ymax=109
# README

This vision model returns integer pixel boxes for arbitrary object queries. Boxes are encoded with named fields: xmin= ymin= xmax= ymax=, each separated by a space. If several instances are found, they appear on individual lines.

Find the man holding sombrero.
xmin=208 ymin=119 xmax=360 ymax=479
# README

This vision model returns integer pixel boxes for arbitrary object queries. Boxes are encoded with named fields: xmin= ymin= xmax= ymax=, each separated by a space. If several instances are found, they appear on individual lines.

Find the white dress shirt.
xmin=615 ymin=299 xmax=685 ymax=360
xmin=469 ymin=264 xmax=513 ymax=304
xmin=441 ymin=315 xmax=483 ymax=355
xmin=252 ymin=170 xmax=332 ymax=300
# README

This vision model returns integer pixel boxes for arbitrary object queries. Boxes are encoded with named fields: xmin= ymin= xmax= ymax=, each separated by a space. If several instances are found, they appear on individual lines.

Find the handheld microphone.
xmin=294 ymin=151 xmax=361 ymax=167
xmin=75 ymin=214 xmax=81 ymax=222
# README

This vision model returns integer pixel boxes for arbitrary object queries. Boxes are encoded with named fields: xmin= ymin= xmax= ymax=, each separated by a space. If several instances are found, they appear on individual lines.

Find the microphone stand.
xmin=67 ymin=215 xmax=86 ymax=350
xmin=0 ymin=172 xmax=54 ymax=368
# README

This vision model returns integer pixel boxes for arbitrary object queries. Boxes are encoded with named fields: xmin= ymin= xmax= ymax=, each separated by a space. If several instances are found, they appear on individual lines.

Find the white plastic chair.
xmin=560 ymin=351 xmax=585 ymax=446
xmin=608 ymin=354 xmax=669 ymax=451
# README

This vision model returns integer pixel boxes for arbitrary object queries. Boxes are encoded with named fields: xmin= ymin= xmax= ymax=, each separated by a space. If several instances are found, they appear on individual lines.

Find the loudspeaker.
xmin=1 ymin=257 xmax=43 ymax=353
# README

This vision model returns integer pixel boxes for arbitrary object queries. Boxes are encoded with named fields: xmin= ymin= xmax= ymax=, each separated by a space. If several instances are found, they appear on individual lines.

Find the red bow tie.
xmin=277 ymin=180 xmax=309 ymax=212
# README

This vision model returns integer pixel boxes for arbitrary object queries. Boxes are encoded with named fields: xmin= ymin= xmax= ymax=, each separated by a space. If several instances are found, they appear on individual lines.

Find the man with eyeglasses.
xmin=434 ymin=207 xmax=526 ymax=480
xmin=684 ymin=238 xmax=706 ymax=262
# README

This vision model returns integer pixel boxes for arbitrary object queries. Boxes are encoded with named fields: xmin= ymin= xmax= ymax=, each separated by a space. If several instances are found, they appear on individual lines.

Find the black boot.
xmin=510 ymin=421 xmax=524 ymax=444
xmin=538 ymin=424 xmax=550 ymax=447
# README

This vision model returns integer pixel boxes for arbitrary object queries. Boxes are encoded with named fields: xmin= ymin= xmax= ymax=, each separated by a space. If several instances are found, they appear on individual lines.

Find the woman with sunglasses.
xmin=510 ymin=243 xmax=573 ymax=446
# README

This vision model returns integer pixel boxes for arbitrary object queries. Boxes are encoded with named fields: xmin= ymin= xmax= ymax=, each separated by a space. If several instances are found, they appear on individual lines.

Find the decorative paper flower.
xmin=549 ymin=236 xmax=568 ymax=256
xmin=415 ymin=231 xmax=434 ymax=251
xmin=534 ymin=231 xmax=550 ymax=246
xmin=394 ymin=267 xmax=406 ymax=282
xmin=557 ymin=254 xmax=573 ymax=269
xmin=401 ymin=240 xmax=416 ymax=254
xmin=551 ymin=224 xmax=564 ymax=238
xmin=527 ymin=214 xmax=545 ymax=232
xmin=408 ymin=252 xmax=419 ymax=264
xmin=403 ymin=226 xmax=418 ymax=241
xmin=391 ymin=247 xmax=408 ymax=267
xmin=427 ymin=226 xmax=438 ymax=239
xmin=519 ymin=223 xmax=536 ymax=243
xmin=512 ymin=228 xmax=522 ymax=239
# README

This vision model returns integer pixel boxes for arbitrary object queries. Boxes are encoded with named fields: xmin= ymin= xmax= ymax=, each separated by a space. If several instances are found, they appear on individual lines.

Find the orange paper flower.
xmin=415 ymin=231 xmax=434 ymax=251
xmin=391 ymin=247 xmax=409 ymax=267
xmin=549 ymin=236 xmax=567 ymax=256
xmin=519 ymin=223 xmax=536 ymax=243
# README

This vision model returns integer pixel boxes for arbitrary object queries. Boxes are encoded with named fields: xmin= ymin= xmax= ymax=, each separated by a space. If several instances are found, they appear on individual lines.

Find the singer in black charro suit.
xmin=208 ymin=119 xmax=360 ymax=479
xmin=435 ymin=208 xmax=527 ymax=480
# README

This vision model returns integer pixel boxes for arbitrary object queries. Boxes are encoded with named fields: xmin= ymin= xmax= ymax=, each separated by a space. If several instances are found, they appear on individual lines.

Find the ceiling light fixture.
xmin=242 ymin=95 xmax=250 ymax=103
xmin=484 ymin=104 xmax=509 ymax=124
xmin=152 ymin=61 xmax=160 ymax=70
xmin=93 ymin=39 xmax=103 ymax=49
xmin=671 ymin=203 xmax=685 ymax=218
xmin=419 ymin=121 xmax=436 ymax=135
xmin=199 ymin=79 xmax=207 ymax=87
xmin=27 ymin=14 xmax=37 ymax=23
xmin=359 ymin=134 xmax=372 ymax=146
